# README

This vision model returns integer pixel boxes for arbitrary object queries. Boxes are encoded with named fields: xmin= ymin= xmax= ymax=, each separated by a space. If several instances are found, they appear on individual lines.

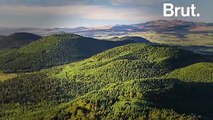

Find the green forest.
xmin=0 ymin=33 xmax=213 ymax=120
xmin=0 ymin=33 xmax=133 ymax=72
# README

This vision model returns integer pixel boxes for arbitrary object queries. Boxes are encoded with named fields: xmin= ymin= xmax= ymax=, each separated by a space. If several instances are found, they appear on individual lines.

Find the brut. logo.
xmin=163 ymin=3 xmax=200 ymax=17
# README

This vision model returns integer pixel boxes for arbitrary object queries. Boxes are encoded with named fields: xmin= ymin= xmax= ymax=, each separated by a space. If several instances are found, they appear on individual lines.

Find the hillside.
xmin=47 ymin=78 xmax=213 ymax=120
xmin=53 ymin=43 xmax=204 ymax=82
xmin=165 ymin=62 xmax=213 ymax=82
xmin=0 ymin=72 xmax=17 ymax=81
xmin=0 ymin=33 xmax=134 ymax=72
xmin=0 ymin=32 xmax=41 ymax=50
xmin=110 ymin=36 xmax=152 ymax=43
xmin=1 ymin=43 xmax=204 ymax=103
xmin=1 ymin=43 xmax=211 ymax=120
xmin=45 ymin=63 xmax=213 ymax=120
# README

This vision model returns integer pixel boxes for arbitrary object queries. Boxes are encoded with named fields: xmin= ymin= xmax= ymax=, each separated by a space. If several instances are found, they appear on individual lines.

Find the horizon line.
xmin=0 ymin=19 xmax=211 ymax=29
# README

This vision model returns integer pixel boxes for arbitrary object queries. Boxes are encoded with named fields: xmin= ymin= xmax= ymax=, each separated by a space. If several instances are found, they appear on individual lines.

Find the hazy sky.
xmin=0 ymin=0 xmax=212 ymax=28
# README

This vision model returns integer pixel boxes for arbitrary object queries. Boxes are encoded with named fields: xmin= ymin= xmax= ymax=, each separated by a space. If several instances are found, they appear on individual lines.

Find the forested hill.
xmin=0 ymin=32 xmax=41 ymax=50
xmin=0 ymin=33 xmax=134 ymax=72
xmin=110 ymin=36 xmax=152 ymax=43
xmin=1 ymin=43 xmax=212 ymax=120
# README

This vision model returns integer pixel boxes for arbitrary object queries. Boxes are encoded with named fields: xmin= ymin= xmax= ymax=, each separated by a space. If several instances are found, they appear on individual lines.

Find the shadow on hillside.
xmin=144 ymin=79 xmax=213 ymax=118
xmin=166 ymin=49 xmax=212 ymax=72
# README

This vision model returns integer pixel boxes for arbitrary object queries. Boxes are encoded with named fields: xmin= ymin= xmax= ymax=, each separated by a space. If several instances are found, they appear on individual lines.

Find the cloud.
xmin=0 ymin=0 xmax=109 ymax=7
xmin=0 ymin=0 xmax=168 ymax=28
xmin=111 ymin=0 xmax=166 ymax=6
xmin=0 ymin=0 xmax=75 ymax=6
xmin=0 ymin=5 xmax=158 ymax=21
xmin=0 ymin=0 xmax=163 ymax=22
xmin=0 ymin=0 xmax=170 ymax=7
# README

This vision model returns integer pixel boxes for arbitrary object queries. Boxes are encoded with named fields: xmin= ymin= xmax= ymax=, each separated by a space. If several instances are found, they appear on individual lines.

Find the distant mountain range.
xmin=0 ymin=20 xmax=212 ymax=37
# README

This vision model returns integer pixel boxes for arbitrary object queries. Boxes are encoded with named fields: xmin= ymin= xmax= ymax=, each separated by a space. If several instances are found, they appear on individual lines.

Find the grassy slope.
xmin=0 ymin=43 xmax=211 ymax=120
xmin=0 ymin=34 xmax=134 ymax=72
xmin=0 ymin=72 xmax=17 ymax=81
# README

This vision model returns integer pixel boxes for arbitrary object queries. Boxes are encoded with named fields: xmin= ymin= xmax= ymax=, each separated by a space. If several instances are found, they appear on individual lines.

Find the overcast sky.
xmin=0 ymin=0 xmax=212 ymax=28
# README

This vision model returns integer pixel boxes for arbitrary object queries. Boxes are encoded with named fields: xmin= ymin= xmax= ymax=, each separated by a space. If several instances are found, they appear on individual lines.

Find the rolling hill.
xmin=1 ymin=43 xmax=212 ymax=120
xmin=165 ymin=62 xmax=213 ymax=82
xmin=47 ymin=78 xmax=213 ymax=120
xmin=0 ymin=33 xmax=134 ymax=72
xmin=52 ymin=43 xmax=204 ymax=82
xmin=0 ymin=32 xmax=41 ymax=50
xmin=110 ymin=36 xmax=152 ymax=43
xmin=1 ymin=43 xmax=204 ymax=103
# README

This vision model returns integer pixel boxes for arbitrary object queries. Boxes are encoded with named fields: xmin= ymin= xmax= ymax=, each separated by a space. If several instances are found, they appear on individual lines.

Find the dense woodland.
xmin=0 ymin=32 xmax=41 ymax=50
xmin=0 ymin=34 xmax=213 ymax=120
xmin=0 ymin=34 xmax=134 ymax=72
